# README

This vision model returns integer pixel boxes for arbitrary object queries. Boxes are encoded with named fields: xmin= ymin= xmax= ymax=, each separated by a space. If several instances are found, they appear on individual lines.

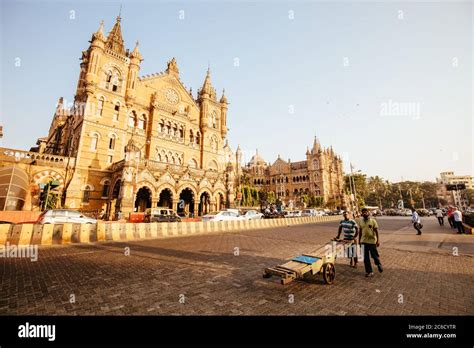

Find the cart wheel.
xmin=322 ymin=263 xmax=336 ymax=284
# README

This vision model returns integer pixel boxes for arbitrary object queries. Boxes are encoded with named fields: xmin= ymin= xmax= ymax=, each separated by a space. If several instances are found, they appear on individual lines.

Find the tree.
xmin=464 ymin=189 xmax=474 ymax=206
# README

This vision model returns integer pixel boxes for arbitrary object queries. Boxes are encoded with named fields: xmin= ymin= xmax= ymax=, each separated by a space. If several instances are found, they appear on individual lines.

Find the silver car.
xmin=37 ymin=209 xmax=97 ymax=224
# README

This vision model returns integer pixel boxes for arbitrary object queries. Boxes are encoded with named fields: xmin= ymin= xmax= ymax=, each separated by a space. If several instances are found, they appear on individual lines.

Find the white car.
xmin=202 ymin=211 xmax=244 ymax=222
xmin=37 ymin=209 xmax=97 ymax=224
xmin=242 ymin=210 xmax=264 ymax=220
xmin=286 ymin=210 xmax=302 ymax=217
xmin=301 ymin=209 xmax=317 ymax=217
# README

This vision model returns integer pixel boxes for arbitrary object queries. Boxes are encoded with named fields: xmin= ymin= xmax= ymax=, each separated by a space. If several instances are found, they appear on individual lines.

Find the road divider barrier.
xmin=0 ymin=215 xmax=341 ymax=246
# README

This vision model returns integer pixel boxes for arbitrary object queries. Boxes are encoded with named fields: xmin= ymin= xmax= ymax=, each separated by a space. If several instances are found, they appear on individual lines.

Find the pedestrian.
xmin=447 ymin=207 xmax=455 ymax=228
xmin=435 ymin=207 xmax=444 ymax=226
xmin=411 ymin=208 xmax=422 ymax=235
xmin=453 ymin=207 xmax=464 ymax=234
xmin=335 ymin=211 xmax=359 ymax=268
xmin=358 ymin=208 xmax=383 ymax=277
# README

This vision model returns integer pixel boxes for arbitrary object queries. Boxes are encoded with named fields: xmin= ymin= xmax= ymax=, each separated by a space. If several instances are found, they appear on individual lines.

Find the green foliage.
xmin=240 ymin=185 xmax=261 ymax=207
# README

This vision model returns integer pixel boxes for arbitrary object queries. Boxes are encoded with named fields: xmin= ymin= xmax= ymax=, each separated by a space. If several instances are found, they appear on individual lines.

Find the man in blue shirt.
xmin=336 ymin=211 xmax=359 ymax=267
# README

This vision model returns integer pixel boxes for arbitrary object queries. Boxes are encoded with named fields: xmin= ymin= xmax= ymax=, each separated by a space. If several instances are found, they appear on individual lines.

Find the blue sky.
xmin=0 ymin=0 xmax=472 ymax=182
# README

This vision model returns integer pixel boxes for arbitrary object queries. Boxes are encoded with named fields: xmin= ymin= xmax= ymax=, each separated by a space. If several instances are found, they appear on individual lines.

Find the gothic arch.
xmin=156 ymin=183 xmax=177 ymax=198
xmin=32 ymin=170 xmax=65 ymax=189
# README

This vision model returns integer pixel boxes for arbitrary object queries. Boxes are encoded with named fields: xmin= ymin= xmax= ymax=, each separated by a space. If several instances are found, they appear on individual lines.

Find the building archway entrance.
xmin=178 ymin=188 xmax=194 ymax=217
xmin=135 ymin=187 xmax=152 ymax=212
xmin=157 ymin=188 xmax=173 ymax=208
xmin=199 ymin=192 xmax=211 ymax=216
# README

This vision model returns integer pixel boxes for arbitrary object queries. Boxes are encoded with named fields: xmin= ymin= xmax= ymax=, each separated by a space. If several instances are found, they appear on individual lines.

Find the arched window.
xmin=166 ymin=122 xmax=171 ymax=134
xmin=196 ymin=132 xmax=201 ymax=145
xmin=159 ymin=120 xmax=164 ymax=133
xmin=105 ymin=69 xmax=121 ymax=92
xmin=90 ymin=133 xmax=99 ymax=151
xmin=113 ymin=103 xmax=120 ymax=121
xmin=82 ymin=185 xmax=92 ymax=203
xmin=179 ymin=127 xmax=184 ymax=139
xmin=97 ymin=97 xmax=105 ymax=116
xmin=128 ymin=112 xmax=136 ymax=128
xmin=189 ymin=130 xmax=194 ymax=143
xmin=138 ymin=114 xmax=146 ymax=131
xmin=102 ymin=180 xmax=110 ymax=198
xmin=109 ymin=134 xmax=117 ymax=150
xmin=188 ymin=158 xmax=198 ymax=168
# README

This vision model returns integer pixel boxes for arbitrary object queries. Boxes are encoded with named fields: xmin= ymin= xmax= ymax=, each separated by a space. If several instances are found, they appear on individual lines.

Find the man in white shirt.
xmin=435 ymin=208 xmax=444 ymax=226
xmin=453 ymin=207 xmax=464 ymax=234
xmin=411 ymin=208 xmax=422 ymax=235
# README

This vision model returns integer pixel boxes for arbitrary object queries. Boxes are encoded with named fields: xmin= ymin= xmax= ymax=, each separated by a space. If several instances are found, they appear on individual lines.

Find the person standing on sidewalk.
xmin=335 ymin=211 xmax=359 ymax=268
xmin=411 ymin=208 xmax=422 ymax=235
xmin=358 ymin=208 xmax=383 ymax=278
xmin=435 ymin=207 xmax=444 ymax=226
xmin=453 ymin=207 xmax=464 ymax=234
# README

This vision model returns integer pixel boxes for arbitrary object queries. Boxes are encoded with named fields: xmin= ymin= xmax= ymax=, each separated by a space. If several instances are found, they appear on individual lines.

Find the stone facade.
xmin=243 ymin=137 xmax=345 ymax=208
xmin=0 ymin=16 xmax=241 ymax=217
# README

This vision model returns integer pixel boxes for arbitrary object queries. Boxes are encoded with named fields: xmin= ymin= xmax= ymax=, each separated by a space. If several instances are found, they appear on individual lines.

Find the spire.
xmin=92 ymin=20 xmax=105 ymax=41
xmin=219 ymin=88 xmax=228 ymax=104
xmin=313 ymin=136 xmax=321 ymax=152
xmin=106 ymin=15 xmax=126 ymax=55
xmin=202 ymin=68 xmax=211 ymax=92
xmin=306 ymin=146 xmax=311 ymax=156
xmin=130 ymin=40 xmax=142 ymax=61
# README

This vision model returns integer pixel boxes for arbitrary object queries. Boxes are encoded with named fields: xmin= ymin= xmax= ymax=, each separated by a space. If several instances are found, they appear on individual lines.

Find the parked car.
xmin=287 ymin=210 xmax=302 ymax=217
xmin=202 ymin=210 xmax=244 ymax=222
xmin=301 ymin=209 xmax=317 ymax=217
xmin=242 ymin=210 xmax=264 ymax=220
xmin=417 ymin=209 xmax=432 ymax=217
xmin=37 ymin=209 xmax=97 ymax=224
xmin=144 ymin=208 xmax=181 ymax=223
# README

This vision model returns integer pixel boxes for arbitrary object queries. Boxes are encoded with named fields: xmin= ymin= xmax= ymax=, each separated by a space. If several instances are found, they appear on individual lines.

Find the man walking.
xmin=411 ymin=208 xmax=422 ymax=235
xmin=453 ymin=207 xmax=464 ymax=234
xmin=435 ymin=207 xmax=444 ymax=226
xmin=447 ymin=207 xmax=455 ymax=228
xmin=335 ymin=211 xmax=359 ymax=267
xmin=358 ymin=208 xmax=383 ymax=278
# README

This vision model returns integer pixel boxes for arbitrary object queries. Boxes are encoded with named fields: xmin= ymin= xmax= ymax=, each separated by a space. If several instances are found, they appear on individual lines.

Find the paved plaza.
xmin=0 ymin=217 xmax=473 ymax=315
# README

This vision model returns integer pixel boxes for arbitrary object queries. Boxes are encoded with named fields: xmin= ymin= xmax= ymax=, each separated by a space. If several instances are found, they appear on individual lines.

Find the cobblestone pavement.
xmin=1 ymin=217 xmax=473 ymax=315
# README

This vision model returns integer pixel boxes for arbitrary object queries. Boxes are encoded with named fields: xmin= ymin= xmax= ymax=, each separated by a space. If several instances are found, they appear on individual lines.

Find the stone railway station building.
xmin=0 ymin=16 xmax=345 ymax=216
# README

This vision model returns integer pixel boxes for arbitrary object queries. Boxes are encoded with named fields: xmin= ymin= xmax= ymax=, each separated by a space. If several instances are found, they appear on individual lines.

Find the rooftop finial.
xmin=118 ymin=4 xmax=122 ymax=18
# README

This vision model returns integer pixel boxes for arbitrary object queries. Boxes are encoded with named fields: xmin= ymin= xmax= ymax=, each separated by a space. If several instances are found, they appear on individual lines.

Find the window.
xmin=82 ymin=185 xmax=92 ymax=203
xmin=196 ymin=132 xmax=200 ymax=145
xmin=105 ymin=70 xmax=121 ymax=92
xmin=159 ymin=120 xmax=164 ymax=133
xmin=107 ymin=155 xmax=113 ymax=164
xmin=113 ymin=103 xmax=120 ymax=121
xmin=188 ymin=158 xmax=198 ymax=168
xmin=109 ymin=134 xmax=116 ymax=150
xmin=90 ymin=133 xmax=99 ymax=151
xmin=97 ymin=97 xmax=104 ymax=116
xmin=138 ymin=114 xmax=146 ymax=131
xmin=128 ymin=112 xmax=136 ymax=128
xmin=179 ymin=127 xmax=184 ymax=139
xmin=102 ymin=181 xmax=110 ymax=198
xmin=189 ymin=130 xmax=194 ymax=143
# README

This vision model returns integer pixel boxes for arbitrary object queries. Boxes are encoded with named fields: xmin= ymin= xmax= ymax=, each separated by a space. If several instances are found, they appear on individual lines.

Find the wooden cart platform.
xmin=263 ymin=239 xmax=354 ymax=285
